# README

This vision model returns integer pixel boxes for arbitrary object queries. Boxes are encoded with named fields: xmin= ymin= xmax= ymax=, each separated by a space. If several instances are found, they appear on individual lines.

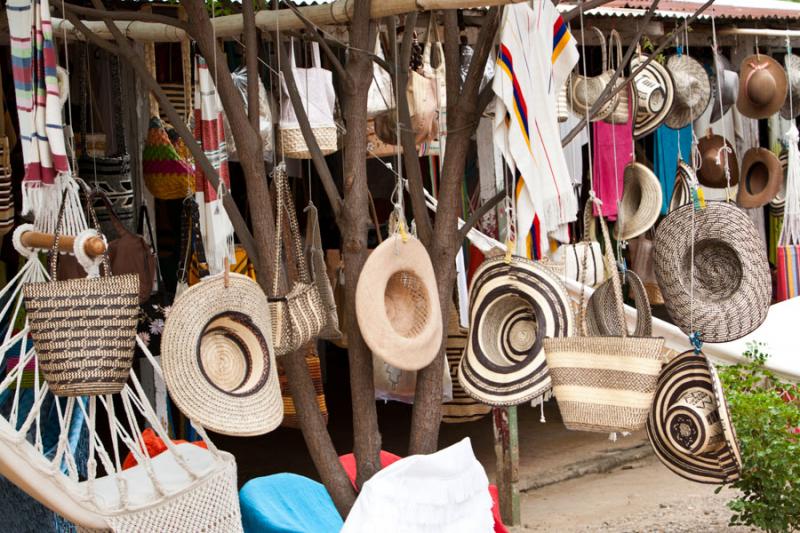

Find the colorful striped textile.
xmin=776 ymin=245 xmax=800 ymax=301
xmin=193 ymin=56 xmax=235 ymax=275
xmin=7 ymin=0 xmax=83 ymax=231
xmin=492 ymin=1 xmax=579 ymax=258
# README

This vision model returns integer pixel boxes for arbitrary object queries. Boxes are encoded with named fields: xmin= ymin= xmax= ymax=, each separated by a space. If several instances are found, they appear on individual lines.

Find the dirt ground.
xmin=517 ymin=455 xmax=755 ymax=532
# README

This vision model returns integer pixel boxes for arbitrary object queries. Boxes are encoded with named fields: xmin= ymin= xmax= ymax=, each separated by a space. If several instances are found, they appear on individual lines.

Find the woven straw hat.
xmin=632 ymin=54 xmax=675 ymax=139
xmin=737 ymin=147 xmax=782 ymax=208
xmin=665 ymin=55 xmax=711 ymax=130
xmin=697 ymin=133 xmax=739 ymax=188
xmin=781 ymin=55 xmax=800 ymax=119
xmin=654 ymin=202 xmax=771 ymax=343
xmin=771 ymin=151 xmax=788 ymax=212
xmin=356 ymin=235 xmax=442 ymax=371
xmin=709 ymin=53 xmax=739 ymax=123
xmin=162 ymin=273 xmax=283 ymax=436
xmin=646 ymin=350 xmax=741 ymax=484
xmin=458 ymin=256 xmax=573 ymax=407
xmin=670 ymin=160 xmax=695 ymax=212
xmin=737 ymin=54 xmax=788 ymax=119
xmin=614 ymin=162 xmax=663 ymax=241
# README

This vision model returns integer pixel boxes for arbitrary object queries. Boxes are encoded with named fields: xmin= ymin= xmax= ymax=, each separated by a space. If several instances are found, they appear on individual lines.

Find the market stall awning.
xmin=558 ymin=0 xmax=800 ymax=20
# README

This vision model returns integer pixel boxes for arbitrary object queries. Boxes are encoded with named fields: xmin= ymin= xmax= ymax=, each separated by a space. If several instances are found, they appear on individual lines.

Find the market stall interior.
xmin=0 ymin=0 xmax=799 ymax=530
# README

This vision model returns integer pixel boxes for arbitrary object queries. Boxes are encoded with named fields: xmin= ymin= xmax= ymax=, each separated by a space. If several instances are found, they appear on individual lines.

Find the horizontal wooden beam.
xmin=21 ymin=230 xmax=107 ymax=257
xmin=53 ymin=0 xmax=525 ymax=42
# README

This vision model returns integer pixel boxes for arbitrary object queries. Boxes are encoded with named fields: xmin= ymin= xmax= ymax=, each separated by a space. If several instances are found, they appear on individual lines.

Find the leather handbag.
xmin=268 ymin=164 xmax=325 ymax=356
xmin=553 ymin=199 xmax=607 ymax=288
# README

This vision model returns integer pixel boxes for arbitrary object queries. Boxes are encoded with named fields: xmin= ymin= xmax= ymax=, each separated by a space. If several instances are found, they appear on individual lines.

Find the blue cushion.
xmin=240 ymin=473 xmax=343 ymax=533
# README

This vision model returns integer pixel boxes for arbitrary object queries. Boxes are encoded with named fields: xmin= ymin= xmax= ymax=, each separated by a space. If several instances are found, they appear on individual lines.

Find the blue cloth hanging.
xmin=240 ymin=473 xmax=343 ymax=533
xmin=653 ymin=124 xmax=693 ymax=214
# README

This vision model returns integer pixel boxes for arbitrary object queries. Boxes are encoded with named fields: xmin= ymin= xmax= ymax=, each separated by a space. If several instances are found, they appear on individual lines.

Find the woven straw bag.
xmin=305 ymin=202 xmax=341 ymax=340
xmin=544 ymin=198 xmax=664 ymax=433
xmin=268 ymin=164 xmax=325 ymax=356
xmin=604 ymin=30 xmax=632 ymax=125
xmin=569 ymin=27 xmax=620 ymax=123
xmin=277 ymin=342 xmax=328 ymax=428
xmin=142 ymin=117 xmax=195 ymax=200
xmin=553 ymin=199 xmax=607 ymax=287
xmin=586 ymin=270 xmax=652 ymax=337
xmin=22 ymin=193 xmax=140 ymax=397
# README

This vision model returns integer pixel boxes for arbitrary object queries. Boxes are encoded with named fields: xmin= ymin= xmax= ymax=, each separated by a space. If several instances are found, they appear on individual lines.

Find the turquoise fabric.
xmin=653 ymin=125 xmax=693 ymax=214
xmin=240 ymin=473 xmax=343 ymax=533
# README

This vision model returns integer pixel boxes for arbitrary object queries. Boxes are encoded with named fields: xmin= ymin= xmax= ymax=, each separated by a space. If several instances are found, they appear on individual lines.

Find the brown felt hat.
xmin=697 ymin=133 xmax=739 ymax=188
xmin=737 ymin=55 xmax=788 ymax=119
xmin=737 ymin=147 xmax=782 ymax=208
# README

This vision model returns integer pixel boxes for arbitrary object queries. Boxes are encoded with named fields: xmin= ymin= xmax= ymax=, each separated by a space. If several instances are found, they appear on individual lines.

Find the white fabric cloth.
xmin=561 ymin=112 xmax=589 ymax=188
xmin=279 ymin=42 xmax=336 ymax=129
xmin=492 ymin=1 xmax=579 ymax=256
xmin=342 ymin=438 xmax=493 ymax=533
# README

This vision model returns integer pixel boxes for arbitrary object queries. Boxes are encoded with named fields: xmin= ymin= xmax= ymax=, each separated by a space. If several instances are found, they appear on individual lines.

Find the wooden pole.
xmin=493 ymin=406 xmax=520 ymax=526
xmin=20 ymin=231 xmax=107 ymax=257
xmin=52 ymin=0 xmax=526 ymax=42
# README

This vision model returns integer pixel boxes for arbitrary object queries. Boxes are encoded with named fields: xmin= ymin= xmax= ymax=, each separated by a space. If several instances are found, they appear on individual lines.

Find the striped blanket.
xmin=8 ymin=0 xmax=85 ymax=234
xmin=193 ymin=56 xmax=234 ymax=275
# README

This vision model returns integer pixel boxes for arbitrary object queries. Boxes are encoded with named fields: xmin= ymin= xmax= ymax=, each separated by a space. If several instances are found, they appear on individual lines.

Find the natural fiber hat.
xmin=162 ymin=273 xmax=283 ymax=436
xmin=670 ymin=160 xmax=695 ymax=213
xmin=356 ymin=235 xmax=442 ymax=371
xmin=654 ymin=201 xmax=771 ymax=343
xmin=737 ymin=147 xmax=782 ymax=208
xmin=781 ymin=54 xmax=800 ymax=119
xmin=614 ymin=162 xmax=663 ymax=241
xmin=632 ymin=54 xmax=675 ymax=139
xmin=646 ymin=350 xmax=741 ymax=484
xmin=737 ymin=54 xmax=788 ymax=119
xmin=458 ymin=256 xmax=573 ymax=407
xmin=665 ymin=54 xmax=711 ymax=130
xmin=697 ymin=133 xmax=739 ymax=188
xmin=709 ymin=53 xmax=739 ymax=123
xmin=771 ymin=151 xmax=788 ymax=212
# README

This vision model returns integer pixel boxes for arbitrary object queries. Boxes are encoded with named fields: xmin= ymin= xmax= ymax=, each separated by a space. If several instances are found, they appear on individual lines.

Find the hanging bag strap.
xmin=177 ymin=197 xmax=208 ymax=284
xmin=138 ymin=204 xmax=166 ymax=304
xmin=89 ymin=189 xmax=132 ymax=240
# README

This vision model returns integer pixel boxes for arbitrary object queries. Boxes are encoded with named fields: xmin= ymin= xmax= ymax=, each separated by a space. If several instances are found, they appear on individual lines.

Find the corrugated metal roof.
xmin=558 ymin=0 xmax=800 ymax=20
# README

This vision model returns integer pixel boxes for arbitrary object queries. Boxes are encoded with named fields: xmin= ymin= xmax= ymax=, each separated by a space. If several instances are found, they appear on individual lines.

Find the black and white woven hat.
xmin=647 ymin=350 xmax=741 ymax=484
xmin=654 ymin=201 xmax=771 ymax=343
xmin=458 ymin=256 xmax=573 ymax=406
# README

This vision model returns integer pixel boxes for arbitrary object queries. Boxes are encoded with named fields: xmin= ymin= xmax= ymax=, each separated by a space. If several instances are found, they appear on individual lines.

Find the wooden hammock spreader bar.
xmin=20 ymin=230 xmax=107 ymax=258
xmin=52 ymin=0 xmax=526 ymax=42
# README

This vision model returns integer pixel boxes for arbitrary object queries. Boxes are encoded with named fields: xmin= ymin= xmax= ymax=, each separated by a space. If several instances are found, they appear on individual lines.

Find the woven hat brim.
xmin=669 ymin=161 xmax=695 ymax=213
xmin=162 ymin=274 xmax=283 ymax=436
xmin=737 ymin=147 xmax=783 ymax=209
xmin=633 ymin=57 xmax=675 ymax=139
xmin=615 ymin=162 xmax=663 ymax=241
xmin=356 ymin=236 xmax=443 ymax=371
xmin=458 ymin=257 xmax=574 ymax=406
xmin=654 ymin=202 xmax=771 ymax=343
xmin=664 ymin=55 xmax=711 ymax=129
xmin=696 ymin=135 xmax=739 ymax=188
xmin=737 ymin=55 xmax=788 ymax=120
xmin=646 ymin=350 xmax=741 ymax=484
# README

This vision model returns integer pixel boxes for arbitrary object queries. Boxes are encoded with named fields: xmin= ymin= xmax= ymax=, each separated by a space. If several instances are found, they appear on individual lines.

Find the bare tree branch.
xmin=243 ymin=0 xmax=260 ymax=132
xmin=457 ymin=189 xmax=505 ymax=243
xmin=461 ymin=7 xmax=500 ymax=109
xmin=61 ymin=2 xmax=190 ymax=30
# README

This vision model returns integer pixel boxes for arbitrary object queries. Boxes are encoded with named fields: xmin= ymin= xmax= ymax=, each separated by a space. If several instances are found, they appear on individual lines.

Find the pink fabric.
xmin=592 ymin=87 xmax=634 ymax=220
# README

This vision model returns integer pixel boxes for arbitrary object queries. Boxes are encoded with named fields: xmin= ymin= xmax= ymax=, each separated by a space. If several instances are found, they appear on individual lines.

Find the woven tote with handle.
xmin=604 ymin=30 xmax=632 ymax=125
xmin=268 ymin=164 xmax=325 ymax=356
xmin=543 ymin=198 xmax=665 ymax=433
xmin=142 ymin=117 xmax=195 ymax=200
xmin=553 ymin=197 xmax=607 ymax=287
xmin=22 ymin=192 xmax=140 ymax=397
xmin=569 ymin=27 xmax=620 ymax=123
xmin=305 ymin=202 xmax=341 ymax=340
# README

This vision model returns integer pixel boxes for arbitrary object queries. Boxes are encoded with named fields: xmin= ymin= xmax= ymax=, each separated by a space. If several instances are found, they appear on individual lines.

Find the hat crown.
xmin=747 ymin=68 xmax=776 ymax=106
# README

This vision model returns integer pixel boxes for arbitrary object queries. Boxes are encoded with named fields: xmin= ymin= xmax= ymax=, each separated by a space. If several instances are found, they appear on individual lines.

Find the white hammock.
xmin=0 ymin=244 xmax=242 ymax=531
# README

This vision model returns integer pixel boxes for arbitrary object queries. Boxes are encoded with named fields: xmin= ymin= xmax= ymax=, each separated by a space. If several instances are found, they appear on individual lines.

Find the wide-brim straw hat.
xmin=665 ymin=54 xmax=711 ymax=130
xmin=709 ymin=53 xmax=739 ymax=123
xmin=162 ymin=273 xmax=283 ymax=436
xmin=781 ymin=54 xmax=800 ymax=119
xmin=614 ymin=162 xmax=663 ymax=241
xmin=737 ymin=54 xmax=788 ymax=120
xmin=646 ymin=350 xmax=742 ymax=484
xmin=737 ymin=147 xmax=782 ymax=208
xmin=654 ymin=201 xmax=771 ymax=343
xmin=356 ymin=235 xmax=442 ymax=371
xmin=697 ymin=133 xmax=739 ymax=188
xmin=632 ymin=54 xmax=675 ymax=139
xmin=458 ymin=256 xmax=573 ymax=407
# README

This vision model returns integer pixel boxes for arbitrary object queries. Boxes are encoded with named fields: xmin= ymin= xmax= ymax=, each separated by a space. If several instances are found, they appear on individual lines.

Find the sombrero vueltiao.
xmin=356 ymin=235 xmax=442 ymax=371
xmin=632 ymin=54 xmax=674 ymax=139
xmin=669 ymin=160 xmax=695 ymax=213
xmin=162 ymin=273 xmax=283 ymax=436
xmin=654 ymin=201 xmax=771 ymax=343
xmin=647 ymin=350 xmax=741 ymax=484
xmin=458 ymin=256 xmax=573 ymax=406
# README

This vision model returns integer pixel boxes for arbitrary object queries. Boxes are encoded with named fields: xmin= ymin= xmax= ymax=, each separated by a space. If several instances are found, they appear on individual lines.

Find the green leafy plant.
xmin=717 ymin=342 xmax=800 ymax=533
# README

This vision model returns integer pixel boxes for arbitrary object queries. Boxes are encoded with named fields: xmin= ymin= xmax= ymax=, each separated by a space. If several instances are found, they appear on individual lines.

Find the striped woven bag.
xmin=543 ymin=199 xmax=665 ymax=433
xmin=142 ymin=117 xmax=195 ymax=200
xmin=276 ymin=342 xmax=328 ymax=429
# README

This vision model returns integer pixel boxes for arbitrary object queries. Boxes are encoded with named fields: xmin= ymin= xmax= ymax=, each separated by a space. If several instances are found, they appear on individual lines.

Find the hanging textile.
xmin=8 ymin=0 xmax=85 ymax=234
xmin=652 ymin=124 xmax=692 ymax=215
xmin=193 ymin=56 xmax=235 ymax=275
xmin=492 ymin=1 xmax=579 ymax=257
xmin=591 ymin=87 xmax=634 ymax=220
xmin=560 ymin=113 xmax=588 ymax=188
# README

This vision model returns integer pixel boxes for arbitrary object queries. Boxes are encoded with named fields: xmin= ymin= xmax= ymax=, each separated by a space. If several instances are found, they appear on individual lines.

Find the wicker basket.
xmin=278 ymin=126 xmax=338 ymax=160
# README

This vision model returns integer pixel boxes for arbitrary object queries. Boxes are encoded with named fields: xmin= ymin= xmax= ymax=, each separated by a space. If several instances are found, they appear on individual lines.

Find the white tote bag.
xmin=367 ymin=33 xmax=395 ymax=118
